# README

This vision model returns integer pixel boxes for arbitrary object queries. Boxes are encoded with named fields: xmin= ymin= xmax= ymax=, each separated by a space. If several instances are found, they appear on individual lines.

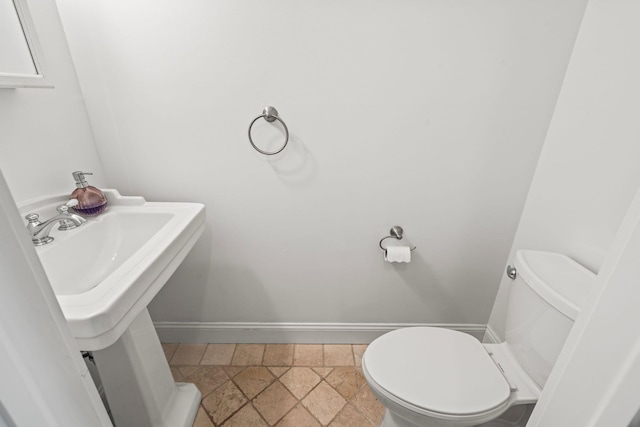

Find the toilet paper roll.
xmin=384 ymin=246 xmax=411 ymax=263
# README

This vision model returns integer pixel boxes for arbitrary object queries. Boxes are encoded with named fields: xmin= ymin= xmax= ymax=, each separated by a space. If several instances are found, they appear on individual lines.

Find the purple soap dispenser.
xmin=70 ymin=171 xmax=107 ymax=216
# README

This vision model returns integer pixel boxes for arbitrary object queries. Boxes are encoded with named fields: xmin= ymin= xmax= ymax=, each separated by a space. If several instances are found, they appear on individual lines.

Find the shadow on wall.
xmin=268 ymin=134 xmax=317 ymax=188
xmin=201 ymin=263 xmax=278 ymax=322
xmin=388 ymin=251 xmax=465 ymax=322
xmin=148 ymin=226 xmax=215 ymax=320
xmin=629 ymin=406 xmax=640 ymax=427
xmin=149 ymin=225 xmax=280 ymax=323
xmin=252 ymin=132 xmax=317 ymax=188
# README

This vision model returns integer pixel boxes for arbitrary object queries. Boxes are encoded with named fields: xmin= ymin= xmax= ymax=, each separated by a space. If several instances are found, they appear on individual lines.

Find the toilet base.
xmin=379 ymin=405 xmax=534 ymax=427
xmin=381 ymin=409 xmax=454 ymax=427
xmin=381 ymin=410 xmax=419 ymax=427
xmin=475 ymin=405 xmax=533 ymax=427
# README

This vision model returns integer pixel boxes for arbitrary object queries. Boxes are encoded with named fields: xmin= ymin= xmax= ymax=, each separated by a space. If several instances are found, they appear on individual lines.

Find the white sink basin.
xmin=20 ymin=190 xmax=205 ymax=351
xmin=41 ymin=211 xmax=174 ymax=296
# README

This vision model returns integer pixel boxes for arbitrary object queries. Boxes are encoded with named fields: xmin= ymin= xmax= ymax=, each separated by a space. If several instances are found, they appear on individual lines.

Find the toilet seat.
xmin=363 ymin=327 xmax=512 ymax=420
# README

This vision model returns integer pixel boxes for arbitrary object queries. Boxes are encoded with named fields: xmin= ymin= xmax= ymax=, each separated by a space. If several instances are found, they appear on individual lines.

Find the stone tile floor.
xmin=162 ymin=343 xmax=385 ymax=427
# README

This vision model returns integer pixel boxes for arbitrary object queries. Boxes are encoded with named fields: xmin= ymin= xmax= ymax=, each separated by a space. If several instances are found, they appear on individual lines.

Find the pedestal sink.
xmin=20 ymin=190 xmax=206 ymax=427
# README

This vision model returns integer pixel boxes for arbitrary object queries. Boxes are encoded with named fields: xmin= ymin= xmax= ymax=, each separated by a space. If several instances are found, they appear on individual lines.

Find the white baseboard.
xmin=153 ymin=322 xmax=488 ymax=344
xmin=483 ymin=325 xmax=502 ymax=344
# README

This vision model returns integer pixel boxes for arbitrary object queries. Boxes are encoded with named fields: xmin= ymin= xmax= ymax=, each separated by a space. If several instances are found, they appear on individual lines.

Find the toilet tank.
xmin=504 ymin=250 xmax=596 ymax=389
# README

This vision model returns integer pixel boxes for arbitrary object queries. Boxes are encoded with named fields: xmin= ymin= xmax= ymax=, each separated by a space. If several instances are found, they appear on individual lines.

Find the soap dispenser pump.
xmin=70 ymin=171 xmax=107 ymax=216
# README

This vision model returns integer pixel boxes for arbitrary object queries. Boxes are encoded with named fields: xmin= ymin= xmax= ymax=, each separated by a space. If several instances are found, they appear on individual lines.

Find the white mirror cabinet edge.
xmin=0 ymin=0 xmax=53 ymax=89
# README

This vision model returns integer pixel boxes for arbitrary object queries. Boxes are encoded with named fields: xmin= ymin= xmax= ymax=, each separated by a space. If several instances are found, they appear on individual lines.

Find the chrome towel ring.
xmin=379 ymin=226 xmax=417 ymax=252
xmin=248 ymin=106 xmax=289 ymax=155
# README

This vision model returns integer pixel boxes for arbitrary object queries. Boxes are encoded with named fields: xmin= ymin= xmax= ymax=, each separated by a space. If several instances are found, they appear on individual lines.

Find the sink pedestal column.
xmin=93 ymin=308 xmax=200 ymax=427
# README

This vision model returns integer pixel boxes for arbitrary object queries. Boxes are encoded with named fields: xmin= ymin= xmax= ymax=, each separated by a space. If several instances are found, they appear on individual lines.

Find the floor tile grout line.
xmin=279 ymin=367 xmax=322 ymax=402
xmin=200 ymin=343 xmax=237 ymax=366
xmin=230 ymin=367 xmax=301 ymax=426
xmin=268 ymin=366 xmax=292 ymax=380
xmin=168 ymin=343 xmax=178 ymax=365
xmin=269 ymin=397 xmax=303 ymax=427
xmin=349 ymin=383 xmax=376 ymax=425
xmin=312 ymin=366 xmax=334 ymax=379
xmin=341 ymin=402 xmax=376 ymax=427
xmin=323 ymin=402 xmax=346 ymax=427
xmin=215 ymin=397 xmax=248 ymax=427
xmin=248 ymin=401 xmax=272 ymax=427
xmin=230 ymin=366 xmax=275 ymax=401
xmin=201 ymin=403 xmax=219 ymax=427
xmin=197 ymin=344 xmax=207 ymax=365
xmin=226 ymin=400 xmax=271 ymax=427
xmin=353 ymin=396 xmax=381 ymax=425
xmin=351 ymin=344 xmax=356 ymax=366
xmin=229 ymin=343 xmax=240 ymax=366
xmin=299 ymin=377 xmax=345 ymax=425
xmin=164 ymin=343 xmax=178 ymax=363
xmin=207 ymin=372 xmax=254 ymax=427
xmin=250 ymin=378 xmax=298 ymax=426
xmin=181 ymin=365 xmax=228 ymax=400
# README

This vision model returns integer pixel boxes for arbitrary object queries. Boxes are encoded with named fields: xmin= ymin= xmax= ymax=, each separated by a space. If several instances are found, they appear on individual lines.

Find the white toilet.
xmin=362 ymin=250 xmax=596 ymax=427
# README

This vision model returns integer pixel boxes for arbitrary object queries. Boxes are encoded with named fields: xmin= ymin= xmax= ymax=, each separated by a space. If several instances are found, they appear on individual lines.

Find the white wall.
xmin=486 ymin=0 xmax=640 ymax=340
xmin=56 ymin=0 xmax=587 ymax=330
xmin=0 ymin=0 xmax=105 ymax=204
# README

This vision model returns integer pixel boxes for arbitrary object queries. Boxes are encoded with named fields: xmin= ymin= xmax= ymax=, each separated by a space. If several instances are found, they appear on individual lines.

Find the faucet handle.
xmin=57 ymin=199 xmax=79 ymax=215
xmin=25 ymin=213 xmax=40 ymax=224
xmin=57 ymin=200 xmax=86 ymax=231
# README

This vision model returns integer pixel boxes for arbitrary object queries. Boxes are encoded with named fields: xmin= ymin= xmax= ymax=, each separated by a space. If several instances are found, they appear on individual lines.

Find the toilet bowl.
xmin=362 ymin=327 xmax=538 ymax=427
xmin=363 ymin=250 xmax=596 ymax=427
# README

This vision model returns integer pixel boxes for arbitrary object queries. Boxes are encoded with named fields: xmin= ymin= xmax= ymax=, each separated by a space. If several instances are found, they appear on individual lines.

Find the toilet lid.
xmin=364 ymin=327 xmax=510 ymax=416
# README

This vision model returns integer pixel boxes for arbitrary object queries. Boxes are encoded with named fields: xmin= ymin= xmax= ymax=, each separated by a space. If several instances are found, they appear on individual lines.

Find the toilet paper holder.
xmin=379 ymin=226 xmax=417 ymax=252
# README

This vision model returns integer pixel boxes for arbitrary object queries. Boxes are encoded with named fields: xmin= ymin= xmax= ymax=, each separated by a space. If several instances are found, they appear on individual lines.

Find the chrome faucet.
xmin=25 ymin=200 xmax=87 ymax=246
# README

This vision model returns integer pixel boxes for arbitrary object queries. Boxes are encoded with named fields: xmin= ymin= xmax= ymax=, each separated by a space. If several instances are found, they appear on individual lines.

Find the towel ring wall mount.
xmin=248 ymin=106 xmax=289 ymax=155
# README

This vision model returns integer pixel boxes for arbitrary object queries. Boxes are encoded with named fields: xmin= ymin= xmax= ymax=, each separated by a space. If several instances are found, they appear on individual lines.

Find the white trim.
xmin=153 ymin=322 xmax=488 ymax=344
xmin=483 ymin=325 xmax=502 ymax=344
xmin=0 ymin=0 xmax=53 ymax=88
